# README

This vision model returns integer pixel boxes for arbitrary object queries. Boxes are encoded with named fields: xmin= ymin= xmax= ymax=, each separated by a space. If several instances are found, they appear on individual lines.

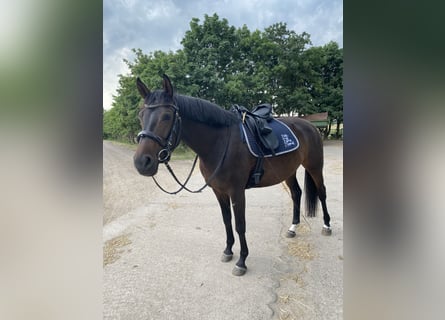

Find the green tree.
xmin=181 ymin=13 xmax=240 ymax=106
xmin=260 ymin=23 xmax=312 ymax=115
xmin=320 ymin=42 xmax=343 ymax=136
xmin=299 ymin=42 xmax=343 ymax=134
xmin=125 ymin=48 xmax=190 ymax=93
xmin=104 ymin=14 xmax=343 ymax=142
xmin=103 ymin=75 xmax=141 ymax=142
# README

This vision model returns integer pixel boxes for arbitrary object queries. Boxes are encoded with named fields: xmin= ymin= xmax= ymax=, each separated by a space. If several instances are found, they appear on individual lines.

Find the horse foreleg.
xmin=213 ymin=189 xmax=235 ymax=262
xmin=231 ymin=191 xmax=248 ymax=276
xmin=285 ymin=174 xmax=302 ymax=238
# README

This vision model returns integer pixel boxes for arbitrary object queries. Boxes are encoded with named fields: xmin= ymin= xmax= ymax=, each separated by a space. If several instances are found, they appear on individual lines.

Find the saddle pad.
xmin=240 ymin=119 xmax=299 ymax=157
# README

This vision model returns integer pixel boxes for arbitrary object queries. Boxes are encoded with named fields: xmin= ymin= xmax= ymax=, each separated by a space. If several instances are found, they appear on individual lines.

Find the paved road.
xmin=103 ymin=140 xmax=343 ymax=319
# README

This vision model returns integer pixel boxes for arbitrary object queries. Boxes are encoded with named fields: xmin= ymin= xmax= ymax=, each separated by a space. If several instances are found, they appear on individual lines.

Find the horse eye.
xmin=162 ymin=114 xmax=172 ymax=121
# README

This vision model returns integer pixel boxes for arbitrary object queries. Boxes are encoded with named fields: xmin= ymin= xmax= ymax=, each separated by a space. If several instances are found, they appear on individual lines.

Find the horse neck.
xmin=180 ymin=118 xmax=230 ymax=162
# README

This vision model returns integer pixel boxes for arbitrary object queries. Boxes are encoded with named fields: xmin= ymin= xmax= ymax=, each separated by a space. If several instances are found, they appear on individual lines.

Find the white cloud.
xmin=120 ymin=0 xmax=136 ymax=8
xmin=142 ymin=0 xmax=180 ymax=21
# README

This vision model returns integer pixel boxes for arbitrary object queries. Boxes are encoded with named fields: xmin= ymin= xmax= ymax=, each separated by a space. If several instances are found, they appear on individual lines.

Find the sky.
xmin=103 ymin=0 xmax=343 ymax=110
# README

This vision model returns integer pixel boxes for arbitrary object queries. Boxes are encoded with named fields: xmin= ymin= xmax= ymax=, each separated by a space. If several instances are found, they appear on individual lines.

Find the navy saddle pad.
xmin=240 ymin=119 xmax=299 ymax=157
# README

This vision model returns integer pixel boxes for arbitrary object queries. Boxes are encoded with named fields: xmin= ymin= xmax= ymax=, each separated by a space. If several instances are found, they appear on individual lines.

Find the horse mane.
xmin=174 ymin=94 xmax=239 ymax=127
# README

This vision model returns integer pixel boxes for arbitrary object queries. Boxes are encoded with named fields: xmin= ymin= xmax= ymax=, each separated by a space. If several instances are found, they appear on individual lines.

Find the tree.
xmin=104 ymin=15 xmax=343 ymax=142
xmin=103 ymin=75 xmax=140 ymax=142
xmin=320 ymin=42 xmax=343 ymax=137
xmin=299 ymin=42 xmax=343 ymax=135
xmin=260 ymin=23 xmax=312 ymax=115
xmin=181 ymin=13 xmax=239 ymax=106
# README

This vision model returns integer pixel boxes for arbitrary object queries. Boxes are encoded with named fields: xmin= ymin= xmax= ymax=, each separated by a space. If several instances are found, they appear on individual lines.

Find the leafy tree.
xmin=104 ymin=14 xmax=343 ymax=142
xmin=125 ymin=48 xmax=190 ymax=93
xmin=261 ymin=23 xmax=312 ymax=114
xmin=181 ymin=13 xmax=239 ymax=105
xmin=299 ymin=42 xmax=343 ymax=135
xmin=320 ymin=42 xmax=343 ymax=136
xmin=103 ymin=107 xmax=121 ymax=140
xmin=103 ymin=75 xmax=140 ymax=142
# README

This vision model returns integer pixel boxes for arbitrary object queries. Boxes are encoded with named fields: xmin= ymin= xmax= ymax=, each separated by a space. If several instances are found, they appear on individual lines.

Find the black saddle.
xmin=232 ymin=104 xmax=279 ymax=155
xmin=232 ymin=103 xmax=279 ymax=188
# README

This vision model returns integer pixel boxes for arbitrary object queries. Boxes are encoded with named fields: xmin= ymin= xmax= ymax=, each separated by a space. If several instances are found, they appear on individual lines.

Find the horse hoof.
xmin=322 ymin=226 xmax=332 ymax=236
xmin=232 ymin=265 xmax=247 ymax=276
xmin=221 ymin=253 xmax=233 ymax=262
xmin=286 ymin=230 xmax=296 ymax=238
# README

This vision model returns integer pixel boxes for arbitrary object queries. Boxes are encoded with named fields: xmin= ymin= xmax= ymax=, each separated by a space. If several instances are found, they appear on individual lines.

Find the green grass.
xmin=170 ymin=144 xmax=196 ymax=161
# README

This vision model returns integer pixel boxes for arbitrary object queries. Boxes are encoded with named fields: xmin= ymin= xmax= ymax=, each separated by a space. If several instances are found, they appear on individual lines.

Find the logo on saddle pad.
xmin=281 ymin=134 xmax=296 ymax=148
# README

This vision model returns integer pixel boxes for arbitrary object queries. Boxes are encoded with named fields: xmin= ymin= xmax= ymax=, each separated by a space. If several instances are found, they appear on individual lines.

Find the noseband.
xmin=136 ymin=103 xmax=182 ymax=163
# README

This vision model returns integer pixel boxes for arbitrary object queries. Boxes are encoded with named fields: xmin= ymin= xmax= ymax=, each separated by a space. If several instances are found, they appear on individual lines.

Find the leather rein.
xmin=136 ymin=103 xmax=231 ymax=195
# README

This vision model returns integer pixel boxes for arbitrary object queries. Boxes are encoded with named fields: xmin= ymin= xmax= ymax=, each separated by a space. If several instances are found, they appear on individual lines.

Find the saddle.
xmin=232 ymin=104 xmax=279 ymax=188
xmin=232 ymin=104 xmax=279 ymax=155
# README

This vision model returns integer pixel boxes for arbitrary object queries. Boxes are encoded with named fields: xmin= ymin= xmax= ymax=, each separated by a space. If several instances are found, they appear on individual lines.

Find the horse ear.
xmin=162 ymin=74 xmax=174 ymax=97
xmin=136 ymin=77 xmax=150 ymax=98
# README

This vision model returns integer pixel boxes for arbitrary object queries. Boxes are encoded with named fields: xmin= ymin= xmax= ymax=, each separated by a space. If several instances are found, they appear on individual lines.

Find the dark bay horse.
xmin=133 ymin=75 xmax=331 ymax=276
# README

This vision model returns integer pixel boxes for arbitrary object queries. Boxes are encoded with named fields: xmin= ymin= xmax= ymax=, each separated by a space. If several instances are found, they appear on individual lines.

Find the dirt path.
xmin=103 ymin=140 xmax=343 ymax=319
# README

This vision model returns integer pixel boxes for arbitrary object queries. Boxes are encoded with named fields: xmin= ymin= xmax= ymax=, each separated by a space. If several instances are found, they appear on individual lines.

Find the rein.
xmin=152 ymin=122 xmax=232 ymax=195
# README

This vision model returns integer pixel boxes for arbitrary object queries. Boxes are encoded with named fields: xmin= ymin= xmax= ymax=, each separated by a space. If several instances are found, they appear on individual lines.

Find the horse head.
xmin=133 ymin=75 xmax=181 ymax=176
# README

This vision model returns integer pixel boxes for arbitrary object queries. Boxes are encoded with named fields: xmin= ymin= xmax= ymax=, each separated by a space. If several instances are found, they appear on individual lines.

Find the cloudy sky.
xmin=103 ymin=0 xmax=343 ymax=110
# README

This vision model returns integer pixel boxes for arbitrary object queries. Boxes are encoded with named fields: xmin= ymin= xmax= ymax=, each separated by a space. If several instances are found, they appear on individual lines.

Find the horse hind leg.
xmin=319 ymin=185 xmax=332 ymax=236
xmin=285 ymin=173 xmax=302 ymax=238
xmin=305 ymin=168 xmax=332 ymax=236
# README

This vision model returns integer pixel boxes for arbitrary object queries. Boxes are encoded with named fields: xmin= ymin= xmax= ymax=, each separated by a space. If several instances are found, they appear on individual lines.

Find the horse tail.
xmin=304 ymin=170 xmax=318 ymax=217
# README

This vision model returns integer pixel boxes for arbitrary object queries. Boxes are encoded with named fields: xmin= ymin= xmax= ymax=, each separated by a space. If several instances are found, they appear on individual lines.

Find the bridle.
xmin=136 ymin=103 xmax=182 ymax=163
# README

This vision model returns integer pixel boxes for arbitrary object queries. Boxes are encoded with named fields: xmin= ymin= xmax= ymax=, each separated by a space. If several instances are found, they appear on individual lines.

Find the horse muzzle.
xmin=133 ymin=153 xmax=159 ymax=176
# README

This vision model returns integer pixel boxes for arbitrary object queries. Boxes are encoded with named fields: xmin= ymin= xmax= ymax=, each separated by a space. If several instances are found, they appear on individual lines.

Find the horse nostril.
xmin=142 ymin=155 xmax=153 ymax=169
